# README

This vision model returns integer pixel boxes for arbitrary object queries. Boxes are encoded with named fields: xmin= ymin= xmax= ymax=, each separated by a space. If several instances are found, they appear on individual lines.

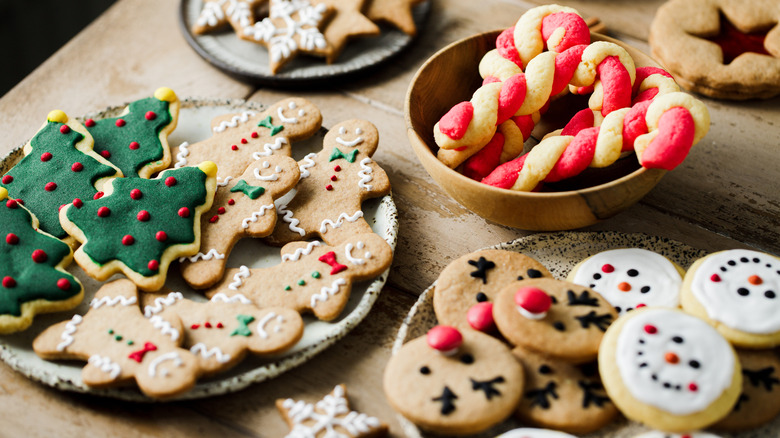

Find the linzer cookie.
xmin=60 ymin=163 xmax=218 ymax=292
xmin=0 ymin=188 xmax=83 ymax=334
xmin=205 ymin=232 xmax=392 ymax=321
xmin=179 ymin=155 xmax=300 ymax=289
xmin=650 ymin=0 xmax=780 ymax=100
xmin=267 ymin=119 xmax=390 ymax=246
xmin=680 ymin=249 xmax=780 ymax=348
xmin=384 ymin=326 xmax=524 ymax=435
xmin=599 ymin=307 xmax=741 ymax=432
xmin=714 ymin=349 xmax=780 ymax=431
xmin=33 ymin=279 xmax=200 ymax=399
xmin=432 ymin=249 xmax=551 ymax=332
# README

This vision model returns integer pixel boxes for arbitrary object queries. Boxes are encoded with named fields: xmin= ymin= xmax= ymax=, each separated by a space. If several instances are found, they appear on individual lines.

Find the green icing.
xmin=230 ymin=314 xmax=255 ymax=337
xmin=329 ymin=148 xmax=358 ymax=163
xmin=0 ymin=121 xmax=119 ymax=238
xmin=312 ymin=271 xmax=321 ymax=279
xmin=0 ymin=201 xmax=81 ymax=316
xmin=297 ymin=279 xmax=306 ymax=286
xmin=65 ymin=166 xmax=209 ymax=277
xmin=257 ymin=116 xmax=284 ymax=136
xmin=87 ymin=97 xmax=172 ymax=178
xmin=284 ymin=285 xmax=292 ymax=291
xmin=230 ymin=180 xmax=265 ymax=199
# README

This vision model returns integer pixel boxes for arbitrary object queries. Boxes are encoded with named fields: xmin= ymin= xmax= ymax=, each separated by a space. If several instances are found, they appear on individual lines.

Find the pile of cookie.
xmin=192 ymin=0 xmax=425 ymax=74
xmin=432 ymin=5 xmax=711 ymax=190
xmin=0 ymin=87 xmax=393 ymax=398
xmin=385 ymin=247 xmax=780 ymax=436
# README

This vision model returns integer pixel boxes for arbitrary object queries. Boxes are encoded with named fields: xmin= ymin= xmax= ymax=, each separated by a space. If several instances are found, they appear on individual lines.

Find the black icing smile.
xmin=636 ymin=335 xmax=700 ymax=393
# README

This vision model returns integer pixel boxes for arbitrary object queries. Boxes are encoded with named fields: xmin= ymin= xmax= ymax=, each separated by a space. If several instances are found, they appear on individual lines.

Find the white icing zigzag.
xmin=149 ymin=315 xmax=180 ymax=341
xmin=319 ymin=211 xmax=363 ymax=233
xmin=228 ymin=265 xmax=251 ymax=290
xmin=90 ymin=295 xmax=137 ymax=309
xmin=191 ymin=343 xmax=231 ymax=363
xmin=311 ymin=278 xmax=347 ymax=308
xmin=179 ymin=249 xmax=226 ymax=263
xmin=210 ymin=292 xmax=253 ymax=304
xmin=148 ymin=352 xmax=183 ymax=377
xmin=88 ymin=355 xmax=121 ymax=380
xmin=357 ymin=157 xmax=373 ymax=190
xmin=299 ymin=153 xmax=317 ymax=179
xmin=278 ymin=203 xmax=306 ymax=236
xmin=282 ymin=241 xmax=321 ymax=262
xmin=251 ymin=137 xmax=289 ymax=159
xmin=143 ymin=292 xmax=184 ymax=317
xmin=217 ymin=176 xmax=234 ymax=187
xmin=241 ymin=204 xmax=275 ymax=229
xmin=174 ymin=141 xmax=190 ymax=168
xmin=56 ymin=314 xmax=83 ymax=351
xmin=345 ymin=241 xmax=371 ymax=265
xmin=213 ymin=111 xmax=256 ymax=133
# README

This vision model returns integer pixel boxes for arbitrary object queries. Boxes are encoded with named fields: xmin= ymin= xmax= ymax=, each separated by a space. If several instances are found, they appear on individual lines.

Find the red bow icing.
xmin=318 ymin=251 xmax=347 ymax=275
xmin=128 ymin=342 xmax=158 ymax=363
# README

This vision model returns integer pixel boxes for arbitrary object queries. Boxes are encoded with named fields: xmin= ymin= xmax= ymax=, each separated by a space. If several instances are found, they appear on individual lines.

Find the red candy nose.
xmin=467 ymin=302 xmax=495 ymax=332
xmin=427 ymin=326 xmax=463 ymax=355
xmin=515 ymin=286 xmax=552 ymax=316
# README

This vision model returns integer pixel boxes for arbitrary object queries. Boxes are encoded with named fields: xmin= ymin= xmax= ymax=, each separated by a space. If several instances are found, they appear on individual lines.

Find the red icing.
xmin=602 ymin=264 xmax=615 ymax=273
xmin=467 ymin=302 xmax=495 ymax=332
xmin=178 ymin=207 xmax=190 ymax=218
xmin=644 ymin=324 xmax=657 ymax=334
xmin=541 ymin=12 xmax=590 ymax=53
xmin=165 ymin=177 xmax=177 ymax=187
xmin=636 ymin=303 xmax=646 ymax=308
xmin=514 ymin=286 xmax=552 ymax=314
xmin=85 ymin=119 xmax=96 ymax=128
xmin=334 ymin=165 xmax=341 ymax=172
xmin=115 ymin=119 xmax=126 ymax=127
xmin=60 ymin=125 xmax=71 ymax=134
xmin=205 ymin=322 xmax=212 ymax=328
xmin=32 ymin=249 xmax=48 ymax=263
xmin=156 ymin=231 xmax=168 ymax=241
xmin=496 ymin=27 xmax=523 ymax=69
xmin=130 ymin=188 xmax=143 ymax=200
xmin=122 ymin=235 xmax=135 ymax=246
xmin=2 ymin=175 xmax=13 ymax=184
xmin=100 ymin=150 xmax=111 ymax=159
xmin=73 ymin=198 xmax=83 ymax=208
xmin=597 ymin=56 xmax=632 ymax=115
xmin=137 ymin=210 xmax=150 ymax=221
xmin=427 ymin=326 xmax=463 ymax=352
xmin=227 ymin=199 xmax=235 ymax=205
xmin=251 ymin=132 xmax=259 ymax=138
xmin=330 ymin=175 xmax=337 ymax=181
xmin=94 ymin=191 xmax=105 ymax=200
xmin=640 ymin=107 xmax=695 ymax=170
xmin=482 ymin=76 xmax=501 ymax=85
xmin=438 ymin=102 xmax=474 ymax=140
xmin=191 ymin=324 xmax=200 ymax=329
xmin=145 ymin=111 xmax=157 ymax=121
xmin=209 ymin=215 xmax=219 ymax=223
xmin=148 ymin=260 xmax=159 ymax=271
xmin=241 ymin=138 xmax=248 ymax=144
xmin=128 ymin=342 xmax=157 ymax=363
xmin=41 ymin=152 xmax=53 ymax=162
xmin=326 ymin=184 xmax=333 ymax=191
xmin=217 ymin=207 xmax=226 ymax=214
xmin=706 ymin=15 xmax=771 ymax=64
xmin=462 ymin=132 xmax=505 ymax=181
xmin=71 ymin=162 xmax=84 ymax=172
xmin=97 ymin=206 xmax=111 ymax=217
xmin=129 ymin=141 xmax=140 ymax=150
xmin=44 ymin=182 xmax=57 ymax=192
xmin=57 ymin=278 xmax=71 ymax=290
xmin=6 ymin=233 xmax=19 ymax=244
xmin=688 ymin=383 xmax=698 ymax=392
xmin=6 ymin=199 xmax=18 ymax=209
xmin=497 ymin=74 xmax=527 ymax=125
xmin=318 ymin=251 xmax=348 ymax=275
xmin=2 ymin=276 xmax=16 ymax=288
xmin=216 ymin=322 xmax=224 ymax=328
xmin=231 ymin=145 xmax=238 ymax=151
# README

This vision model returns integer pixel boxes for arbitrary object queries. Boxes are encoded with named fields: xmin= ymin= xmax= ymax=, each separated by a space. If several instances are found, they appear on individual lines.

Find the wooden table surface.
xmin=1 ymin=0 xmax=778 ymax=436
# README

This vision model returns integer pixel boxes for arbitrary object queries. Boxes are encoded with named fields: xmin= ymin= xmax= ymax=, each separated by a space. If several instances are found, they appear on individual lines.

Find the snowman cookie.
xmin=493 ymin=278 xmax=618 ymax=363
xmin=497 ymin=428 xmax=577 ymax=438
xmin=599 ymin=307 xmax=741 ymax=432
xmin=713 ymin=348 xmax=780 ymax=431
xmin=633 ymin=432 xmax=723 ymax=438
xmin=681 ymin=249 xmax=780 ymax=348
xmin=433 ymin=249 xmax=551 ymax=332
xmin=384 ymin=326 xmax=523 ymax=435
xmin=568 ymin=248 xmax=685 ymax=315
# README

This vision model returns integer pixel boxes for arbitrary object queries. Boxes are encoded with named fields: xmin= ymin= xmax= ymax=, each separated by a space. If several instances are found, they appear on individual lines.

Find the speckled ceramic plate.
xmin=178 ymin=0 xmax=430 ymax=86
xmin=0 ymin=98 xmax=398 ymax=401
xmin=393 ymin=232 xmax=780 ymax=437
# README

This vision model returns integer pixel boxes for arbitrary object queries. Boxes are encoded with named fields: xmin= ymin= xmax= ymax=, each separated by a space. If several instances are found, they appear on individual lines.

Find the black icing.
xmin=459 ymin=353 xmax=474 ymax=365
xmin=578 ymin=380 xmax=610 ymax=408
xmin=468 ymin=257 xmax=495 ymax=284
xmin=527 ymin=269 xmax=543 ymax=279
xmin=476 ymin=292 xmax=488 ymax=302
xmin=470 ymin=376 xmax=505 ymax=400
xmin=567 ymin=290 xmax=600 ymax=307
xmin=420 ymin=366 xmax=431 ymax=375
xmin=627 ymin=269 xmax=639 ymax=277
xmin=743 ymin=367 xmax=780 ymax=391
xmin=574 ymin=311 xmax=613 ymax=331
xmin=525 ymin=381 xmax=558 ymax=409
xmin=432 ymin=386 xmax=458 ymax=415
xmin=538 ymin=365 xmax=552 ymax=375
xmin=553 ymin=321 xmax=566 ymax=331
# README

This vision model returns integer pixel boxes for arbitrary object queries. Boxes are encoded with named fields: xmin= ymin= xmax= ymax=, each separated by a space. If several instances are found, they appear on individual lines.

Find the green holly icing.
xmin=230 ymin=314 xmax=255 ymax=337
xmin=64 ymin=166 xmax=210 ymax=277
xmin=87 ymin=97 xmax=172 ymax=178
xmin=0 ymin=200 xmax=81 ymax=317
xmin=257 ymin=116 xmax=284 ymax=136
xmin=284 ymin=285 xmax=292 ymax=291
xmin=297 ymin=279 xmax=306 ymax=286
xmin=230 ymin=180 xmax=265 ymax=199
xmin=0 ymin=122 xmax=120 ymax=238
xmin=329 ymin=148 xmax=358 ymax=163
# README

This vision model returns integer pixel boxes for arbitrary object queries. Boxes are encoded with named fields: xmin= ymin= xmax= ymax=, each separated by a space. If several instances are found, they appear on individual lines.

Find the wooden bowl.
xmin=405 ymin=31 xmax=667 ymax=231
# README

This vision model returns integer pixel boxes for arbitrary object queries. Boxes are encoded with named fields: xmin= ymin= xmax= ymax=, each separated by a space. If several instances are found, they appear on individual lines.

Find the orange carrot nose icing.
xmin=664 ymin=352 xmax=680 ymax=364
xmin=618 ymin=282 xmax=632 ymax=292
xmin=749 ymin=275 xmax=763 ymax=285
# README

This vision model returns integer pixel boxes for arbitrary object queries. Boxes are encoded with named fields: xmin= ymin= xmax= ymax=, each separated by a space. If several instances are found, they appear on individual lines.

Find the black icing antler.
xmin=470 ymin=376 xmax=505 ymax=400
xmin=743 ymin=367 xmax=780 ymax=391
xmin=566 ymin=290 xmax=599 ymax=307
xmin=432 ymin=386 xmax=459 ymax=415
xmin=525 ymin=381 xmax=559 ymax=409
xmin=578 ymin=380 xmax=610 ymax=408
xmin=468 ymin=257 xmax=495 ymax=284
xmin=575 ymin=311 xmax=613 ymax=332
xmin=733 ymin=392 xmax=749 ymax=412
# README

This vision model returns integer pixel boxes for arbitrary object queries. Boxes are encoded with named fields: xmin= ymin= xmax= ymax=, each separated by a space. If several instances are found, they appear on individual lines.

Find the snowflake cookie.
xmin=192 ymin=0 xmax=264 ymax=38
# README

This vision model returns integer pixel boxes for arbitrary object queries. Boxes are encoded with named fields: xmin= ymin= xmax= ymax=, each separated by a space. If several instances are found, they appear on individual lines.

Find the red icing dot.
xmin=32 ymin=249 xmax=48 ymax=263
xmin=330 ymin=175 xmax=337 ymax=181
xmin=240 ymin=138 xmax=247 ymax=144
xmin=644 ymin=324 xmax=658 ymax=334
xmin=2 ymin=175 xmax=13 ymax=184
xmin=60 ymin=125 xmax=71 ymax=134
xmin=57 ymin=278 xmax=71 ymax=290
xmin=73 ymin=198 xmax=83 ymax=208
xmin=148 ymin=260 xmax=159 ymax=271
xmin=122 ymin=235 xmax=135 ymax=245
xmin=2 ymin=276 xmax=15 ymax=288
xmin=85 ymin=119 xmax=96 ymax=127
xmin=636 ymin=303 xmax=646 ymax=308
xmin=58 ymin=204 xmax=67 ymax=212
xmin=97 ymin=206 xmax=111 ymax=217
xmin=467 ymin=302 xmax=495 ymax=332
xmin=191 ymin=324 xmax=200 ymax=330
xmin=601 ymin=264 xmax=615 ymax=273
xmin=6 ymin=233 xmax=19 ymax=244
xmin=41 ymin=152 xmax=53 ymax=162
xmin=227 ymin=199 xmax=235 ymax=205
xmin=205 ymin=322 xmax=212 ymax=328
xmin=145 ymin=111 xmax=157 ymax=121
xmin=216 ymin=322 xmax=224 ymax=328
xmin=129 ymin=141 xmax=140 ymax=150
xmin=71 ymin=162 xmax=84 ymax=172
xmin=115 ymin=119 xmax=126 ymax=127
xmin=231 ymin=145 xmax=239 ymax=151
xmin=44 ymin=182 xmax=57 ymax=192
xmin=514 ymin=286 xmax=552 ymax=314
xmin=334 ymin=165 xmax=341 ymax=172
xmin=209 ymin=215 xmax=219 ymax=223
xmin=217 ymin=207 xmax=226 ymax=215
xmin=710 ymin=274 xmax=721 ymax=282
xmin=155 ymin=231 xmax=168 ymax=242
xmin=130 ymin=188 xmax=142 ymax=200
xmin=6 ymin=199 xmax=18 ymax=209
xmin=100 ymin=150 xmax=111 ymax=159
xmin=137 ymin=210 xmax=150 ymax=221
xmin=165 ymin=177 xmax=177 ymax=187
xmin=326 ymin=184 xmax=333 ymax=191
xmin=251 ymin=132 xmax=259 ymax=138
xmin=688 ymin=383 xmax=698 ymax=392
xmin=94 ymin=191 xmax=105 ymax=200
xmin=427 ymin=326 xmax=463 ymax=352
xmin=178 ymin=207 xmax=190 ymax=217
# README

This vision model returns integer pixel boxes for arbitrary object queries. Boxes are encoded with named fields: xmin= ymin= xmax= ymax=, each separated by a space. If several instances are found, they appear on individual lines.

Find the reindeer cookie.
xmin=267 ymin=119 xmax=390 ymax=246
xmin=493 ymin=278 xmax=618 ymax=363
xmin=205 ymin=233 xmax=392 ymax=321
xmin=33 ymin=279 xmax=200 ymax=399
xmin=714 ymin=348 xmax=780 ymax=431
xmin=171 ymin=97 xmax=322 ymax=184
xmin=142 ymin=291 xmax=303 ymax=376
xmin=384 ymin=326 xmax=524 ymax=435
xmin=179 ymin=155 xmax=300 ymax=289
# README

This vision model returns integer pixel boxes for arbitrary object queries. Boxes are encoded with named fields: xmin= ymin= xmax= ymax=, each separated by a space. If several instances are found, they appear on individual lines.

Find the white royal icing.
xmin=179 ymin=249 xmax=226 ymax=263
xmin=149 ymin=315 xmax=180 ymax=341
xmin=691 ymin=249 xmax=780 ymax=334
xmin=228 ymin=265 xmax=251 ymax=290
xmin=88 ymin=355 xmax=121 ymax=380
xmin=357 ymin=157 xmax=373 ymax=190
xmin=254 ymin=162 xmax=280 ymax=181
xmin=251 ymin=137 xmax=288 ymax=159
xmin=174 ymin=141 xmax=190 ymax=168
xmin=213 ymin=111 xmax=256 ymax=133
xmin=298 ymin=153 xmax=317 ymax=179
xmin=56 ymin=315 xmax=83 ymax=351
xmin=278 ymin=203 xmax=306 ymax=236
xmin=148 ymin=352 xmax=184 ymax=378
xmin=196 ymin=0 xmax=226 ymax=27
xmin=256 ymin=312 xmax=285 ymax=339
xmin=615 ymin=308 xmax=734 ymax=415
xmin=344 ymin=241 xmax=371 ymax=265
xmin=319 ymin=211 xmax=363 ymax=233
xmin=210 ymin=292 xmax=253 ymax=304
xmin=241 ymin=204 xmax=275 ymax=229
xmin=190 ymin=343 xmax=231 ymax=364
xmin=281 ymin=384 xmax=382 ymax=437
xmin=282 ymin=241 xmax=321 ymax=262
xmin=242 ymin=1 xmax=328 ymax=64
xmin=143 ymin=292 xmax=183 ymax=317
xmin=335 ymin=126 xmax=364 ymax=147
xmin=225 ymin=0 xmax=252 ymax=28
xmin=497 ymin=428 xmax=577 ymax=438
xmin=90 ymin=295 xmax=137 ymax=309
xmin=217 ymin=176 xmax=233 ymax=187
xmin=572 ymin=248 xmax=682 ymax=315
xmin=633 ymin=432 xmax=723 ymax=438
xmin=311 ymin=278 xmax=347 ymax=308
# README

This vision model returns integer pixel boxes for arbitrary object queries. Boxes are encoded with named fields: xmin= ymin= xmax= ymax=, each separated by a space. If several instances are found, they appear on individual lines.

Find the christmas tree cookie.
xmin=0 ymin=187 xmax=83 ymax=334
xmin=267 ymin=119 xmax=391 ymax=246
xmin=171 ymin=97 xmax=322 ymax=185
xmin=179 ymin=155 xmax=300 ymax=289
xmin=0 ymin=110 xmax=122 ymax=240
xmin=85 ymin=87 xmax=180 ymax=179
xmin=59 ymin=162 xmax=218 ymax=291
xmin=204 ymin=233 xmax=393 ymax=321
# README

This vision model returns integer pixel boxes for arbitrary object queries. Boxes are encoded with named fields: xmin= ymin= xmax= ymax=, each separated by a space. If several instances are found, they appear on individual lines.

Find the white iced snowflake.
xmin=226 ymin=0 xmax=253 ymax=28
xmin=243 ymin=0 xmax=328 ymax=64
xmin=281 ymin=385 xmax=383 ymax=438
xmin=196 ymin=0 xmax=226 ymax=27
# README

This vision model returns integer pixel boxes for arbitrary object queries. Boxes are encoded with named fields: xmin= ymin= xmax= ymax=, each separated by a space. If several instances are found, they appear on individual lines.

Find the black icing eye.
xmin=754 ymin=258 xmax=761 ymax=263
xmin=766 ymin=291 xmax=776 ymax=299
xmin=689 ymin=360 xmax=700 ymax=369
xmin=738 ymin=288 xmax=750 ymax=296
xmin=672 ymin=336 xmax=683 ymax=344
xmin=476 ymin=292 xmax=488 ymax=302
xmin=553 ymin=321 xmax=565 ymax=331
xmin=593 ymin=273 xmax=602 ymax=280
xmin=538 ymin=365 xmax=552 ymax=374
xmin=627 ymin=269 xmax=639 ymax=277
xmin=420 ymin=366 xmax=431 ymax=375
xmin=527 ymin=269 xmax=543 ymax=278
xmin=459 ymin=354 xmax=474 ymax=365
xmin=641 ymin=286 xmax=651 ymax=293
xmin=740 ymin=257 xmax=749 ymax=263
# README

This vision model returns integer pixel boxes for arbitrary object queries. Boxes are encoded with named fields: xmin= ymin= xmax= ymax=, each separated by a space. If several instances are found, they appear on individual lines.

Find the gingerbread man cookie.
xmin=0 ymin=188 xmax=83 ymax=334
xmin=714 ymin=348 xmax=780 ymax=431
xmin=142 ymin=290 xmax=303 ymax=376
xmin=432 ymin=249 xmax=551 ymax=332
xmin=179 ymin=155 xmax=300 ymax=289
xmin=205 ymin=232 xmax=392 ymax=321
xmin=171 ymin=97 xmax=322 ymax=184
xmin=493 ymin=278 xmax=618 ymax=363
xmin=267 ymin=119 xmax=390 ymax=246
xmin=33 ymin=279 xmax=200 ymax=399
xmin=384 ymin=326 xmax=523 ymax=435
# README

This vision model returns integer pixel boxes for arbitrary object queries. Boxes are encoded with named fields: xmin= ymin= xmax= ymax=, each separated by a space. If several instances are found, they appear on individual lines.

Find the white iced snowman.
xmin=570 ymin=248 xmax=683 ymax=315
xmin=497 ymin=428 xmax=577 ymax=438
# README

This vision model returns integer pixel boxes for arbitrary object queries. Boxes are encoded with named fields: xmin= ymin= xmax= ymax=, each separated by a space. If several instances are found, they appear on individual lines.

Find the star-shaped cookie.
xmin=365 ymin=0 xmax=425 ymax=36
xmin=192 ymin=0 xmax=265 ymax=37
xmin=319 ymin=0 xmax=380 ymax=63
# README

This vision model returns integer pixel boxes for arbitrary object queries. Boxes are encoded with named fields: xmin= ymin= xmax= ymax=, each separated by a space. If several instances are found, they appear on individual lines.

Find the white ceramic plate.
xmin=393 ymin=231 xmax=780 ymax=438
xmin=0 ymin=98 xmax=398 ymax=401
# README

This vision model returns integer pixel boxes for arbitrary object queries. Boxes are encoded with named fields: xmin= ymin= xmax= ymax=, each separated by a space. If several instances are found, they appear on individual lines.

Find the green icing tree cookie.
xmin=86 ymin=87 xmax=180 ymax=179
xmin=60 ymin=162 xmax=218 ymax=292
xmin=0 ymin=110 xmax=122 ymax=240
xmin=0 ymin=187 xmax=83 ymax=334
